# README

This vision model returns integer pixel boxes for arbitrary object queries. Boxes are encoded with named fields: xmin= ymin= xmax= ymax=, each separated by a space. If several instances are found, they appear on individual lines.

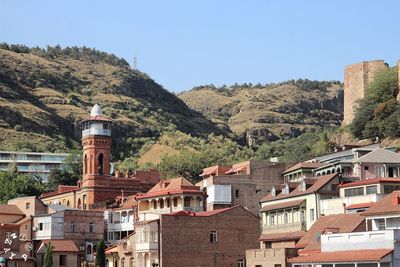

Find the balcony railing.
xmin=262 ymin=221 xmax=306 ymax=234
xmin=136 ymin=242 xmax=158 ymax=252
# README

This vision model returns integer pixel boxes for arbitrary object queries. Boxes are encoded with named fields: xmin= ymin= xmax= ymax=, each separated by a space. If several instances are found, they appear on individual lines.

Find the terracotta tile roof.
xmin=261 ymin=174 xmax=338 ymax=203
xmin=362 ymin=191 xmax=400 ymax=216
xmin=200 ymin=165 xmax=231 ymax=177
xmin=338 ymin=178 xmax=400 ymax=188
xmin=166 ymin=206 xmax=235 ymax=217
xmin=283 ymin=162 xmax=327 ymax=174
xmin=136 ymin=177 xmax=203 ymax=199
xmin=105 ymin=245 xmax=118 ymax=254
xmin=114 ymin=195 xmax=137 ymax=210
xmin=296 ymin=214 xmax=365 ymax=252
xmin=259 ymin=231 xmax=305 ymax=242
xmin=0 ymin=204 xmax=24 ymax=216
xmin=260 ymin=199 xmax=305 ymax=212
xmin=37 ymin=240 xmax=79 ymax=253
xmin=345 ymin=202 xmax=374 ymax=210
xmin=353 ymin=148 xmax=400 ymax=163
xmin=289 ymin=249 xmax=393 ymax=263
xmin=41 ymin=185 xmax=79 ymax=198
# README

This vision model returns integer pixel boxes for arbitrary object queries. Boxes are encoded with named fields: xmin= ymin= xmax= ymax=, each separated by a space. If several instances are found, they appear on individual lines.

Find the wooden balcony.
xmin=262 ymin=221 xmax=306 ymax=234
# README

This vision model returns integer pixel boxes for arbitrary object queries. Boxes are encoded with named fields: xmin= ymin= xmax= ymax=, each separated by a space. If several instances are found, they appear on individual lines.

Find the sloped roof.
xmin=296 ymin=213 xmax=365 ymax=253
xmin=260 ymin=199 xmax=305 ymax=212
xmin=338 ymin=178 xmax=400 ymax=188
xmin=114 ymin=195 xmax=137 ymax=210
xmin=283 ymin=162 xmax=327 ymax=174
xmin=0 ymin=204 xmax=24 ymax=216
xmin=354 ymin=148 xmax=400 ymax=163
xmin=166 ymin=206 xmax=235 ymax=217
xmin=362 ymin=191 xmax=400 ymax=216
xmin=345 ymin=202 xmax=374 ymax=210
xmin=289 ymin=249 xmax=392 ymax=263
xmin=259 ymin=231 xmax=305 ymax=242
xmin=261 ymin=174 xmax=338 ymax=203
xmin=136 ymin=177 xmax=203 ymax=199
xmin=37 ymin=240 xmax=79 ymax=253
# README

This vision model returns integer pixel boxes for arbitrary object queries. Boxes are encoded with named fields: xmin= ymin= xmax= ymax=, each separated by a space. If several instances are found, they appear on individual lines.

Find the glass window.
xmin=210 ymin=230 xmax=217 ymax=242
xmin=366 ymin=185 xmax=377 ymax=195
xmin=284 ymin=212 xmax=289 ymax=224
xmin=89 ymin=223 xmax=95 ymax=233
xmin=376 ymin=219 xmax=385 ymax=230
xmin=238 ymin=260 xmax=245 ymax=267
xmin=270 ymin=215 xmax=275 ymax=225
xmin=59 ymin=255 xmax=67 ymax=266
xmin=344 ymin=187 xmax=364 ymax=197
xmin=108 ymin=212 xmax=113 ymax=224
xmin=384 ymin=185 xmax=400 ymax=194
xmin=70 ymin=222 xmax=76 ymax=233
xmin=310 ymin=209 xmax=315 ymax=221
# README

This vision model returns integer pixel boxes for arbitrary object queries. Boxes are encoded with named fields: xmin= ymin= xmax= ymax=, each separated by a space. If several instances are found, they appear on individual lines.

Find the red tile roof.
xmin=296 ymin=214 xmax=365 ymax=253
xmin=0 ymin=205 xmax=24 ymax=216
xmin=41 ymin=185 xmax=79 ymax=198
xmin=38 ymin=240 xmax=79 ymax=253
xmin=105 ymin=245 xmax=118 ymax=254
xmin=261 ymin=174 xmax=338 ymax=203
xmin=338 ymin=178 xmax=400 ymax=188
xmin=166 ymin=206 xmax=235 ymax=217
xmin=136 ymin=177 xmax=203 ymax=199
xmin=259 ymin=231 xmax=305 ymax=242
xmin=345 ymin=202 xmax=374 ymax=210
xmin=289 ymin=249 xmax=393 ymax=263
xmin=363 ymin=191 xmax=400 ymax=216
xmin=260 ymin=199 xmax=305 ymax=212
xmin=283 ymin=162 xmax=327 ymax=174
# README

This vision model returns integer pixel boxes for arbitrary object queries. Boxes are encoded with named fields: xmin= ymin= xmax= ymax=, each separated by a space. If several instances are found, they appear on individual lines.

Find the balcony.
xmin=136 ymin=241 xmax=158 ymax=252
xmin=262 ymin=221 xmax=306 ymax=234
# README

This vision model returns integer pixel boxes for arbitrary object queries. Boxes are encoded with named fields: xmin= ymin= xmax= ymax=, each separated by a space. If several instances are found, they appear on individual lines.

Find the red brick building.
xmin=40 ymin=104 xmax=159 ymax=210
xmin=135 ymin=205 xmax=259 ymax=267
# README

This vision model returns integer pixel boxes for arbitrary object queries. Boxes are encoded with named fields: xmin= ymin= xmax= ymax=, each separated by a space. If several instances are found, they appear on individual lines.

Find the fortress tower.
xmin=342 ymin=60 xmax=388 ymax=125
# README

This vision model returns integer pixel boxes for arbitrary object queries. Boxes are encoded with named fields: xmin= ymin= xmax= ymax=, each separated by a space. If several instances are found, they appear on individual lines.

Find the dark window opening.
xmin=98 ymin=153 xmax=104 ymax=175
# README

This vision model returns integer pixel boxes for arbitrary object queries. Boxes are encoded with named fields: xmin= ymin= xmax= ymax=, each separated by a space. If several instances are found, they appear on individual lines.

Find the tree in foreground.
xmin=94 ymin=238 xmax=105 ymax=267
xmin=44 ymin=241 xmax=53 ymax=267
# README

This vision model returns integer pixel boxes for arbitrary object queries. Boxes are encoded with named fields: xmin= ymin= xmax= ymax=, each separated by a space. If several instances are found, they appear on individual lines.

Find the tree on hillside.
xmin=94 ymin=238 xmax=105 ymax=267
xmin=350 ymin=67 xmax=399 ymax=139
xmin=44 ymin=242 xmax=53 ymax=267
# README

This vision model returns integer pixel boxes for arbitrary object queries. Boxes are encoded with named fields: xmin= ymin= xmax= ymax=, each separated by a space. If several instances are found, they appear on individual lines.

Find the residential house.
xmin=35 ymin=240 xmax=80 ymax=267
xmin=135 ymin=205 xmax=259 ymax=267
xmin=105 ymin=233 xmax=136 ymax=267
xmin=197 ymin=160 xmax=286 ymax=215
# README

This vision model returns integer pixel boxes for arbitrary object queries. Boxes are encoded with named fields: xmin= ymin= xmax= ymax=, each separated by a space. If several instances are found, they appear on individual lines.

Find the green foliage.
xmin=94 ymin=238 xmax=106 ymax=267
xmin=47 ymin=149 xmax=82 ymax=190
xmin=350 ymin=67 xmax=399 ymax=139
xmin=0 ymin=170 xmax=47 ymax=204
xmin=44 ymin=242 xmax=53 ymax=267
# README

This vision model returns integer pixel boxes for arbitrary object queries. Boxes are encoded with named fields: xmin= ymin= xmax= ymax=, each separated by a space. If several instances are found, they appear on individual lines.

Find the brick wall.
xmin=160 ymin=206 xmax=259 ymax=267
xmin=246 ymin=248 xmax=298 ymax=267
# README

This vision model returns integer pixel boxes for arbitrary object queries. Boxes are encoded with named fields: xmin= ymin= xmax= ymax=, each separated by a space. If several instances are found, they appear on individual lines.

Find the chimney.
xmin=391 ymin=194 xmax=400 ymax=206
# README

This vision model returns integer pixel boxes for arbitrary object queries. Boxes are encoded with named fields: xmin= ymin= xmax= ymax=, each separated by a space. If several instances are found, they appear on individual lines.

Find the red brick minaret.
xmin=80 ymin=104 xmax=112 ymax=187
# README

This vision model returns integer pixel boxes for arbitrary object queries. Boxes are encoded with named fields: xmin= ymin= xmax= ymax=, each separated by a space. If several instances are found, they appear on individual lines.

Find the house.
xmin=136 ymin=177 xmax=206 ymax=221
xmin=32 ymin=204 xmax=104 ymax=263
xmin=283 ymin=162 xmax=327 ymax=183
xmin=105 ymin=233 xmax=136 ymax=267
xmin=245 ymin=213 xmax=365 ymax=267
xmin=135 ymin=205 xmax=259 ymax=267
xmin=0 ymin=204 xmax=35 ymax=267
xmin=35 ymin=240 xmax=80 ymax=267
xmin=197 ymin=160 xmax=286 ymax=215
xmin=40 ymin=104 xmax=159 ymax=211
xmin=104 ymin=195 xmax=136 ymax=245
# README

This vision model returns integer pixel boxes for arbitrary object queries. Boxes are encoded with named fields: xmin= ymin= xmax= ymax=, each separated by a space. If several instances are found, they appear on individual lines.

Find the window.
xmin=184 ymin=197 xmax=191 ymax=207
xmin=25 ymin=224 xmax=28 ymax=230
xmin=121 ymin=258 xmax=126 ymax=267
xmin=364 ymin=166 xmax=369 ymax=171
xmin=121 ymin=211 xmax=128 ymax=223
xmin=310 ymin=209 xmax=315 ymax=221
xmin=300 ymin=210 xmax=305 ymax=222
xmin=344 ymin=187 xmax=364 ymax=197
xmin=87 ymin=245 xmax=92 ymax=255
xmin=384 ymin=185 xmax=400 ymax=194
xmin=210 ymin=230 xmax=217 ymax=243
xmin=376 ymin=219 xmax=385 ymax=230
xmin=366 ymin=185 xmax=378 ymax=195
xmin=173 ymin=198 xmax=178 ymax=207
xmin=39 ymin=223 xmax=43 ymax=231
xmin=108 ymin=232 xmax=114 ymax=241
xmin=237 ymin=259 xmax=245 ymax=267
xmin=59 ymin=255 xmax=67 ymax=266
xmin=284 ymin=212 xmax=289 ymax=224
xmin=264 ymin=241 xmax=272 ymax=249
xmin=129 ymin=258 xmax=134 ymax=267
xmin=108 ymin=212 xmax=114 ymax=224
xmin=235 ymin=189 xmax=239 ymax=198
xmin=274 ymin=265 xmax=282 ymax=267
xmin=256 ymin=189 xmax=262 ymax=194
xmin=98 ymin=153 xmax=104 ymax=175
xmin=270 ymin=215 xmax=275 ymax=225
xmin=6 ymin=232 xmax=11 ymax=239
xmin=70 ymin=222 xmax=76 ymax=233
xmin=26 ymin=203 xmax=30 ymax=209
xmin=89 ymin=223 xmax=95 ymax=233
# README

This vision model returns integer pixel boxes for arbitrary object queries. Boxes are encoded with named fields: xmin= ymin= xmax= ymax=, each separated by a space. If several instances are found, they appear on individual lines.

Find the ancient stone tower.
xmin=342 ymin=60 xmax=388 ymax=125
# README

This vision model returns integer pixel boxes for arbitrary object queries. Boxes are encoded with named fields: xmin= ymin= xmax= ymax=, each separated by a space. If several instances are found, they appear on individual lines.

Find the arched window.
xmin=129 ymin=257 xmax=134 ymax=267
xmin=173 ymin=198 xmax=178 ymax=207
xmin=84 ymin=154 xmax=88 ymax=175
xmin=77 ymin=199 xmax=82 ymax=209
xmin=121 ymin=257 xmax=126 ymax=267
xmin=153 ymin=200 xmax=157 ymax=209
xmin=166 ymin=198 xmax=170 ymax=208
xmin=98 ymin=153 xmax=104 ymax=175
xmin=87 ymin=244 xmax=92 ymax=255
xmin=159 ymin=199 xmax=164 ymax=209
xmin=66 ymin=200 xmax=70 ymax=206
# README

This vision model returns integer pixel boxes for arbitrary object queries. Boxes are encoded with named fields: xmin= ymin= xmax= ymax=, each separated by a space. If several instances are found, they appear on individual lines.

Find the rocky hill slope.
xmin=0 ymin=45 xmax=229 ymax=160
xmin=179 ymin=81 xmax=344 ymax=146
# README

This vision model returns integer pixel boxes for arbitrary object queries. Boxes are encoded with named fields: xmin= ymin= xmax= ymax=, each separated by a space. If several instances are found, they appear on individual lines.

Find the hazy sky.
xmin=1 ymin=0 xmax=400 ymax=92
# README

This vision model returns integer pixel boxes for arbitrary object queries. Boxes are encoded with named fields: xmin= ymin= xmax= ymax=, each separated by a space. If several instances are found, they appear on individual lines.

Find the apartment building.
xmin=197 ymin=160 xmax=286 ymax=215
xmin=0 ymin=150 xmax=68 ymax=182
